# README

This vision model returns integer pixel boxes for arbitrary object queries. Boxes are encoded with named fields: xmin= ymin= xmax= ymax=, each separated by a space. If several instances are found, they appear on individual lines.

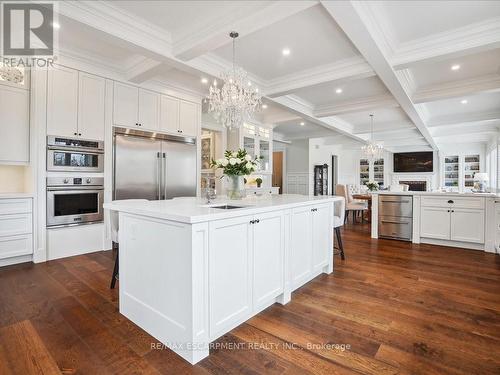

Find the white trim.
xmin=313 ymin=94 xmax=398 ymax=117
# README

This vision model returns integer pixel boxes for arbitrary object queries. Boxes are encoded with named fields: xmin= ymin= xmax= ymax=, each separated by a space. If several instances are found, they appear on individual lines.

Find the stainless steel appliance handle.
xmin=47 ymin=186 xmax=104 ymax=191
xmin=381 ymin=220 xmax=409 ymax=225
xmin=163 ymin=152 xmax=167 ymax=200
xmin=157 ymin=152 xmax=161 ymax=200
xmin=380 ymin=200 xmax=410 ymax=204
xmin=47 ymin=145 xmax=104 ymax=154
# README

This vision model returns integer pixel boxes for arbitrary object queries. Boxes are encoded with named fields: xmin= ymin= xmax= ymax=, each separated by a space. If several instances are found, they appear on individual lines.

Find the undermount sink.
xmin=209 ymin=204 xmax=245 ymax=210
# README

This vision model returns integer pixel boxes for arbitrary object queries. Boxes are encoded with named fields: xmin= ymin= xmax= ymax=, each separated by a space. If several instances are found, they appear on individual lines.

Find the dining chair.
xmin=335 ymin=184 xmax=368 ymax=224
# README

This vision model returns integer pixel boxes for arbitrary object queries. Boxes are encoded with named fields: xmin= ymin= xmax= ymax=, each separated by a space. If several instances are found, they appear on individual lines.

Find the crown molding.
xmin=412 ymin=74 xmax=500 ymax=104
xmin=391 ymin=18 xmax=500 ymax=70
xmin=125 ymin=57 xmax=163 ymax=83
xmin=173 ymin=1 xmax=317 ymax=60
xmin=265 ymin=56 xmax=374 ymax=97
xmin=57 ymin=47 xmax=126 ymax=80
xmin=313 ymin=94 xmax=398 ymax=117
xmin=58 ymin=1 xmax=173 ymax=58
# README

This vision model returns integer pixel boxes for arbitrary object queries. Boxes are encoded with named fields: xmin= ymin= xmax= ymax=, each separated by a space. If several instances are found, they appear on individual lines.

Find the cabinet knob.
xmin=78 ymin=133 xmax=82 ymax=136
xmin=451 ymin=210 xmax=454 ymax=213
xmin=74 ymin=132 xmax=77 ymax=136
xmin=250 ymin=220 xmax=255 ymax=224
xmin=86 ymin=178 xmax=91 ymax=184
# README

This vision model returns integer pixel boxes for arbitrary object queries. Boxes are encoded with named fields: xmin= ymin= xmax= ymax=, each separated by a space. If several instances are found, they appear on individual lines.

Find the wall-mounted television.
xmin=393 ymin=152 xmax=433 ymax=173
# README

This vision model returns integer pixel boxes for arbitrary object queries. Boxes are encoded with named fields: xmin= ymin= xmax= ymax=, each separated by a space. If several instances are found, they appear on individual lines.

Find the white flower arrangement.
xmin=211 ymin=149 xmax=260 ymax=176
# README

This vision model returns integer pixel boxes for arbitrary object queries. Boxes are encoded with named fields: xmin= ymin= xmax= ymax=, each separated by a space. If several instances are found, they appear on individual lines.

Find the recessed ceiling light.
xmin=201 ymin=77 xmax=208 ymax=84
xmin=300 ymin=122 xmax=305 ymax=126
xmin=461 ymin=99 xmax=468 ymax=104
xmin=51 ymin=22 xmax=60 ymax=29
xmin=451 ymin=64 xmax=460 ymax=71
xmin=335 ymin=88 xmax=343 ymax=94
xmin=282 ymin=48 xmax=291 ymax=56
xmin=262 ymin=104 xmax=268 ymax=109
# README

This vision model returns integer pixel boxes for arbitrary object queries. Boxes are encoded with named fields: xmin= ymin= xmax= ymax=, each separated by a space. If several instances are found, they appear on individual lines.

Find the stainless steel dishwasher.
xmin=378 ymin=195 xmax=413 ymax=241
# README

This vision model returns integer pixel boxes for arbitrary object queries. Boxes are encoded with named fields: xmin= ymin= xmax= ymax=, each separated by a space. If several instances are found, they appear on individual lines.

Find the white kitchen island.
xmin=104 ymin=194 xmax=343 ymax=364
xmin=371 ymin=191 xmax=497 ymax=252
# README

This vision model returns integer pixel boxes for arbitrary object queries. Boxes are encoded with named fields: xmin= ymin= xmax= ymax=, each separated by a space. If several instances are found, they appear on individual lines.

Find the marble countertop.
xmin=370 ymin=191 xmax=497 ymax=197
xmin=0 ymin=192 xmax=34 ymax=199
xmin=104 ymin=194 xmax=343 ymax=224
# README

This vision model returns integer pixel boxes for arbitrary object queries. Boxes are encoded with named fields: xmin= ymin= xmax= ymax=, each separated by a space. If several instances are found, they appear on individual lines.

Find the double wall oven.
xmin=47 ymin=136 xmax=104 ymax=172
xmin=46 ymin=177 xmax=104 ymax=227
xmin=46 ymin=136 xmax=105 ymax=227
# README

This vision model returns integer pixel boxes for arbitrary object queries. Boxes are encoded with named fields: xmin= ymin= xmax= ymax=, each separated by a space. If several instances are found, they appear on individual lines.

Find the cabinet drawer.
xmin=0 ymin=213 xmax=32 ymax=236
xmin=0 ymin=234 xmax=32 ymax=259
xmin=379 ymin=195 xmax=413 ymax=217
xmin=421 ymin=196 xmax=484 ymax=209
xmin=378 ymin=216 xmax=412 ymax=240
xmin=0 ymin=198 xmax=32 ymax=215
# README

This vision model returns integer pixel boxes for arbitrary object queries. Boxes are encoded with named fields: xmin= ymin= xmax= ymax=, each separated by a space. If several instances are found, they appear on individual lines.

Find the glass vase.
xmin=226 ymin=175 xmax=245 ymax=200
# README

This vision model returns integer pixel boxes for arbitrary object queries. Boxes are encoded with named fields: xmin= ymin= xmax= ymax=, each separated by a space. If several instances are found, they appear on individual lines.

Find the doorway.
xmin=272 ymin=151 xmax=284 ymax=194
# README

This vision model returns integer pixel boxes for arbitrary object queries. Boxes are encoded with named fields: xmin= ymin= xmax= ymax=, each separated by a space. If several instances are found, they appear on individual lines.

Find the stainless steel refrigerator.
xmin=113 ymin=127 xmax=197 ymax=200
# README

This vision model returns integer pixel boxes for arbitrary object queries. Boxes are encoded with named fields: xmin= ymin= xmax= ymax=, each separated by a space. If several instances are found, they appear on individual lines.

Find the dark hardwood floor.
xmin=0 ymin=223 xmax=499 ymax=374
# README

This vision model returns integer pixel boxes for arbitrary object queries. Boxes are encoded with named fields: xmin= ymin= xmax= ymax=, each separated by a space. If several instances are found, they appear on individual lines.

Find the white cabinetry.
xmin=420 ymin=196 xmax=485 ymax=244
xmin=0 ymin=84 xmax=30 ymax=163
xmin=113 ymin=82 xmax=160 ymax=131
xmin=78 ymin=72 xmax=105 ymax=140
xmin=47 ymin=66 xmax=105 ymax=140
xmin=159 ymin=96 xmax=199 ymax=137
xmin=208 ymin=210 xmax=284 ymax=338
xmin=291 ymin=202 xmax=332 ymax=289
xmin=0 ymin=198 xmax=33 ymax=260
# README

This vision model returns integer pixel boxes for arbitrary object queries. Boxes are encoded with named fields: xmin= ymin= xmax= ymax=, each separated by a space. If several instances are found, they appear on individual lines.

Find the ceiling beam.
xmin=321 ymin=0 xmax=439 ymax=150
xmin=391 ymin=18 xmax=500 ymax=70
xmin=268 ymin=95 xmax=369 ymax=143
xmin=412 ymin=74 xmax=500 ymax=104
xmin=427 ymin=110 xmax=500 ymax=128
xmin=429 ymin=123 xmax=500 ymax=137
xmin=352 ymin=122 xmax=414 ymax=135
xmin=313 ymin=94 xmax=398 ymax=117
xmin=265 ymin=56 xmax=374 ymax=97
xmin=125 ymin=57 xmax=164 ymax=83
xmin=173 ymin=1 xmax=317 ymax=61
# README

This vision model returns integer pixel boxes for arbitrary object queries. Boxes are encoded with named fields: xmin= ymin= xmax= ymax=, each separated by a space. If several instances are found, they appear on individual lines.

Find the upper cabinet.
xmin=78 ymin=72 xmax=105 ymax=140
xmin=159 ymin=95 xmax=199 ymax=137
xmin=113 ymin=82 xmax=164 ymax=132
xmin=47 ymin=66 xmax=105 ymax=140
xmin=47 ymin=66 xmax=78 ymax=137
xmin=0 ymin=84 xmax=30 ymax=163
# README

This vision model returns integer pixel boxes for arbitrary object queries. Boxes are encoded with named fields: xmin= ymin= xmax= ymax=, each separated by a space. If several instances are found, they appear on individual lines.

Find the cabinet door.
xmin=312 ymin=203 xmax=331 ymax=271
xmin=138 ymin=89 xmax=159 ymax=130
xmin=450 ymin=208 xmax=485 ymax=243
xmin=78 ymin=72 xmax=105 ymax=140
xmin=179 ymin=100 xmax=199 ymax=136
xmin=209 ymin=215 xmax=253 ymax=339
xmin=0 ymin=85 xmax=29 ymax=163
xmin=47 ymin=66 xmax=78 ymax=136
xmin=420 ymin=207 xmax=450 ymax=240
xmin=290 ymin=206 xmax=313 ymax=289
xmin=113 ymin=82 xmax=138 ymax=127
xmin=252 ymin=211 xmax=284 ymax=310
xmin=159 ymin=95 xmax=179 ymax=134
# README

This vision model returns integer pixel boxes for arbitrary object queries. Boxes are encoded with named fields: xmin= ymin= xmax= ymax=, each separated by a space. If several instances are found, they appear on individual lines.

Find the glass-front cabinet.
xmin=359 ymin=159 xmax=369 ymax=186
xmin=228 ymin=122 xmax=273 ymax=175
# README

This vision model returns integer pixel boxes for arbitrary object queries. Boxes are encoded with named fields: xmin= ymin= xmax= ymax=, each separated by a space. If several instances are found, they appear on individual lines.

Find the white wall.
xmin=274 ymin=139 xmax=309 ymax=194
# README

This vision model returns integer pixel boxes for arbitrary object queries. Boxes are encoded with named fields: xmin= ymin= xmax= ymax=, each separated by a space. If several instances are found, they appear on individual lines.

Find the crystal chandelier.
xmin=206 ymin=31 xmax=262 ymax=130
xmin=362 ymin=114 xmax=383 ymax=161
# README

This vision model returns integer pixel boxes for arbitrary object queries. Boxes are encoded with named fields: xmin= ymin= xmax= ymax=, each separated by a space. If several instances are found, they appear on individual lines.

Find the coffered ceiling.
xmin=54 ymin=0 xmax=500 ymax=151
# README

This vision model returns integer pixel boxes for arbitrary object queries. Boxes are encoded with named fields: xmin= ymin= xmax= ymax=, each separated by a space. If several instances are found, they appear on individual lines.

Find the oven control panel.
xmin=47 ymin=177 xmax=104 ymax=187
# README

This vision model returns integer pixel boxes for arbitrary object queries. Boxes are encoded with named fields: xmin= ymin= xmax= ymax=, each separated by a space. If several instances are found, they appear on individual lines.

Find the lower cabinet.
xmin=209 ymin=215 xmax=252 ymax=338
xmin=420 ymin=202 xmax=485 ymax=244
xmin=291 ymin=202 xmax=332 ymax=289
xmin=208 ymin=211 xmax=284 ymax=339
xmin=0 ymin=198 xmax=33 ymax=261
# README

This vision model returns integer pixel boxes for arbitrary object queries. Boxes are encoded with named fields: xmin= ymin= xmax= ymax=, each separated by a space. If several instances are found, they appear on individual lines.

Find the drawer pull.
xmin=381 ymin=220 xmax=409 ymax=225
xmin=447 ymin=200 xmax=454 ymax=204
xmin=381 ymin=200 xmax=410 ymax=204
